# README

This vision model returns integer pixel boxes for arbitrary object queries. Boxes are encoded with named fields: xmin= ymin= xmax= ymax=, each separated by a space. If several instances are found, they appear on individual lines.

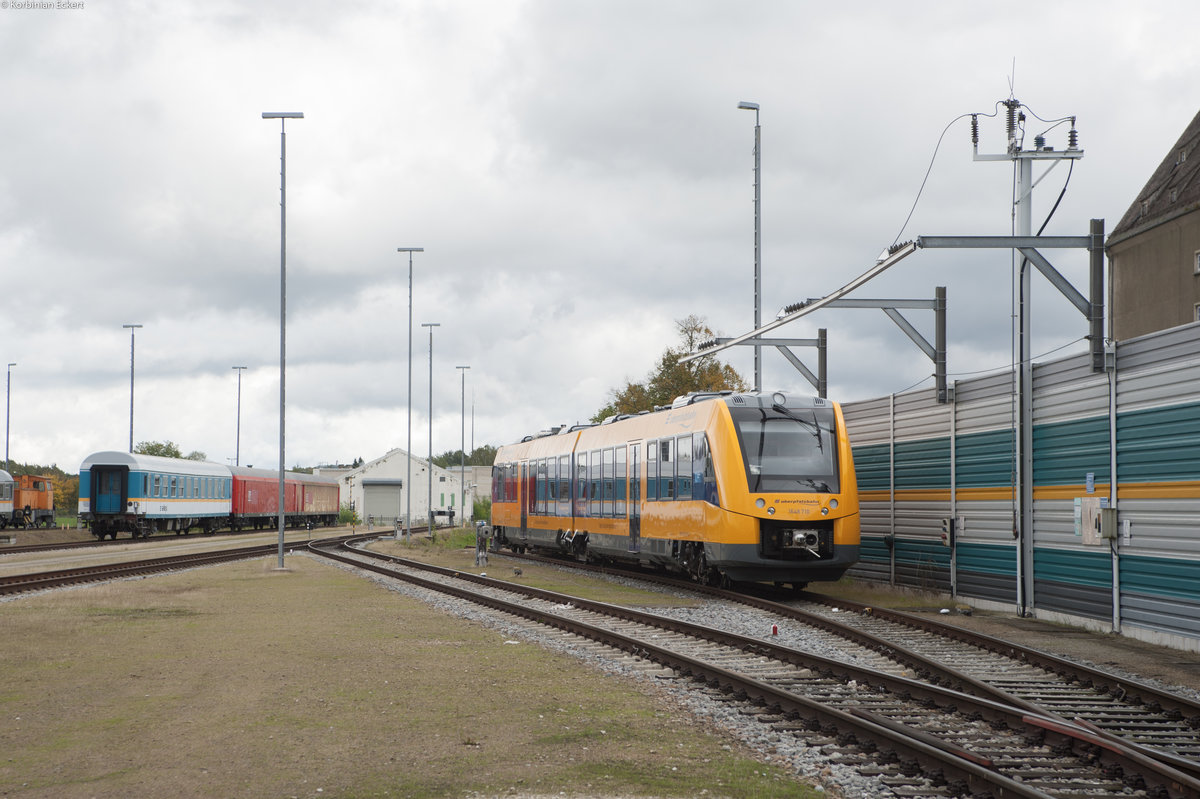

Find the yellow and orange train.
xmin=490 ymin=391 xmax=860 ymax=589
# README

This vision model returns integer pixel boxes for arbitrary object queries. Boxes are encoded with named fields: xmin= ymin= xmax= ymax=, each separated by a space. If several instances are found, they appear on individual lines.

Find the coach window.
xmin=547 ymin=456 xmax=557 ymax=510
xmin=557 ymin=455 xmax=570 ymax=516
xmin=574 ymin=454 xmax=588 ymax=517
xmin=694 ymin=432 xmax=713 ymax=501
xmin=143 ymin=475 xmax=149 ymax=496
xmin=601 ymin=448 xmax=615 ymax=517
xmin=676 ymin=435 xmax=692 ymax=499
xmin=660 ymin=438 xmax=675 ymax=500
xmin=615 ymin=445 xmax=627 ymax=515
xmin=537 ymin=459 xmax=548 ymax=515
xmin=646 ymin=440 xmax=658 ymax=501
xmin=589 ymin=449 xmax=601 ymax=516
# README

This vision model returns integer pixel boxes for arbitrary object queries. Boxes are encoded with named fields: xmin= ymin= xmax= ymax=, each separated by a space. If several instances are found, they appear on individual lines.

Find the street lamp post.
xmin=397 ymin=247 xmax=424 ymax=542
xmin=5 ymin=362 xmax=15 ymax=472
xmin=232 ymin=366 xmax=247 ymax=467
xmin=421 ymin=322 xmax=440 ymax=539
xmin=122 ymin=324 xmax=143 ymax=453
xmin=737 ymin=100 xmax=762 ymax=393
xmin=262 ymin=110 xmax=304 ymax=570
xmin=456 ymin=365 xmax=470 ymax=525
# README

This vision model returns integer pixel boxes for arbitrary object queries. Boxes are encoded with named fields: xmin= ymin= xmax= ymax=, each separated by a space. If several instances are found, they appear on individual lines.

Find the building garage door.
xmin=362 ymin=479 xmax=403 ymax=525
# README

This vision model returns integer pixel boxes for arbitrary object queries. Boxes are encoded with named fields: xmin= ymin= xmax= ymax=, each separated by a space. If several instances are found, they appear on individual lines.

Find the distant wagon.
xmin=78 ymin=451 xmax=339 ymax=540
xmin=0 ymin=470 xmax=55 ymax=529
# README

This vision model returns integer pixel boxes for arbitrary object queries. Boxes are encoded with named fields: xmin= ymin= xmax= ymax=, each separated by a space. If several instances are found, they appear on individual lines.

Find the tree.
xmin=135 ymin=441 xmax=183 ymax=459
xmin=592 ymin=315 xmax=748 ymax=422
xmin=432 ymin=445 xmax=498 ymax=469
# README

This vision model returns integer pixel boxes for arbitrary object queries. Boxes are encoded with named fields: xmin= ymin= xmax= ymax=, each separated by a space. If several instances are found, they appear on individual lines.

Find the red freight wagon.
xmin=229 ymin=467 xmax=339 ymax=530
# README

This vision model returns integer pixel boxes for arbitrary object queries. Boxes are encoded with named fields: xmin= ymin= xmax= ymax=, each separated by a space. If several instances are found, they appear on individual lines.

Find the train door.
xmin=629 ymin=443 xmax=641 ymax=553
xmin=94 ymin=467 xmax=127 ymax=515
xmin=519 ymin=461 xmax=529 ymax=535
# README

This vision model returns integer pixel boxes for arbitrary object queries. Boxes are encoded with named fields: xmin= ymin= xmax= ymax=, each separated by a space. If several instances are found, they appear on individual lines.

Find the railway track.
xmin=0 ymin=534 xmax=364 ymax=595
xmin=314 ymin=536 xmax=1200 ymax=798
xmin=504 ymin=549 xmax=1200 ymax=781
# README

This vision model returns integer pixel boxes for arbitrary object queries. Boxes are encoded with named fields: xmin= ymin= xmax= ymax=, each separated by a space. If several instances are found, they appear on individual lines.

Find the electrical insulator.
xmin=1068 ymin=121 xmax=1079 ymax=150
xmin=971 ymin=115 xmax=979 ymax=145
xmin=1005 ymin=100 xmax=1017 ymax=139
xmin=1034 ymin=135 xmax=1045 ymax=150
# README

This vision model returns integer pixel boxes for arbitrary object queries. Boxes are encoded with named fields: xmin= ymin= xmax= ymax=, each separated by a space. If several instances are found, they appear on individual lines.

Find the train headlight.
xmin=755 ymin=498 xmax=765 ymax=508
xmin=829 ymin=499 xmax=838 ymax=509
xmin=821 ymin=507 xmax=829 ymax=516
xmin=767 ymin=507 xmax=775 ymax=515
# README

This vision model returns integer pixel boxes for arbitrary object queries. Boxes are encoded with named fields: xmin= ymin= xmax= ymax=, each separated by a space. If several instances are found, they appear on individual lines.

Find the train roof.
xmin=229 ymin=465 xmax=340 ymax=485
xmin=0 ymin=469 xmax=11 ymax=482
xmin=505 ymin=390 xmax=832 ymax=446
xmin=79 ymin=451 xmax=231 ymax=477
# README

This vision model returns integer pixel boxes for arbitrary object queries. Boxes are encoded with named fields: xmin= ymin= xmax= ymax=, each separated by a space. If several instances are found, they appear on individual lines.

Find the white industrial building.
xmin=315 ymin=448 xmax=467 ymax=530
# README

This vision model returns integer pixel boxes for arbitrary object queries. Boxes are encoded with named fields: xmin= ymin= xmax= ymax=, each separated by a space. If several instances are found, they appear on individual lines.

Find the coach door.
xmin=519 ymin=462 xmax=529 ymax=535
xmin=628 ymin=443 xmax=641 ymax=553
xmin=94 ymin=467 xmax=126 ymax=514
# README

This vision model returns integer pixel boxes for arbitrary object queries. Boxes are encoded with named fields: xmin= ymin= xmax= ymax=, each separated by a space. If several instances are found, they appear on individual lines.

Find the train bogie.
xmin=490 ymin=391 xmax=860 ymax=588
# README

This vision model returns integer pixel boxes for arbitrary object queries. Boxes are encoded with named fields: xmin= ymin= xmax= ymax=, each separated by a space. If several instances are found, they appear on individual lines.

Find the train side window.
xmin=536 ymin=459 xmax=547 ymax=515
xmin=693 ymin=432 xmax=713 ymax=501
xmin=547 ymin=456 xmax=557 ymax=508
xmin=660 ymin=438 xmax=674 ymax=500
xmin=646 ymin=440 xmax=657 ymax=501
xmin=575 ymin=453 xmax=588 ymax=517
xmin=676 ymin=435 xmax=692 ymax=499
xmin=589 ymin=449 xmax=601 ymax=516
xmin=615 ymin=445 xmax=627 ymax=516
xmin=602 ymin=448 xmax=614 ymax=517
xmin=558 ymin=455 xmax=570 ymax=517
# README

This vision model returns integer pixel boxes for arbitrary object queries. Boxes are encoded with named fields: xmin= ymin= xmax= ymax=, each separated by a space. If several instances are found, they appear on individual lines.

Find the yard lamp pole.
xmin=263 ymin=110 xmax=304 ymax=569
xmin=122 ymin=324 xmax=142 ymax=453
xmin=456 ymin=365 xmax=470 ymax=526
xmin=5 ymin=362 xmax=15 ymax=472
xmin=421 ymin=322 xmax=439 ymax=539
xmin=737 ymin=100 xmax=762 ymax=393
xmin=232 ymin=366 xmax=247 ymax=467
xmin=398 ymin=247 xmax=424 ymax=542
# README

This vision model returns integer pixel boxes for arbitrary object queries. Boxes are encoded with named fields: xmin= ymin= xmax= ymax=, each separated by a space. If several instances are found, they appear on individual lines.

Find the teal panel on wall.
xmin=1117 ymin=402 xmax=1200 ymax=483
xmin=1032 ymin=547 xmax=1111 ymax=589
xmin=955 ymin=429 xmax=1014 ymax=488
xmin=1033 ymin=417 xmax=1110 ymax=486
xmin=852 ymin=444 xmax=891 ymax=492
xmin=859 ymin=534 xmax=891 ymax=563
xmin=894 ymin=438 xmax=950 ymax=489
xmin=1120 ymin=554 xmax=1200 ymax=602
xmin=956 ymin=541 xmax=1017 ymax=577
xmin=895 ymin=538 xmax=951 ymax=569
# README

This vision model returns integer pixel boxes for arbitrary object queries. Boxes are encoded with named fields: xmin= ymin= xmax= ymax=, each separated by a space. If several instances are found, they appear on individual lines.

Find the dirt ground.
xmin=0 ymin=552 xmax=821 ymax=799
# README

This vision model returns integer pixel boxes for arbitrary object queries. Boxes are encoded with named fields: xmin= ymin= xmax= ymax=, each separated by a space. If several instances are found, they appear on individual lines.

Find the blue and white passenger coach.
xmin=79 ymin=451 xmax=233 ymax=539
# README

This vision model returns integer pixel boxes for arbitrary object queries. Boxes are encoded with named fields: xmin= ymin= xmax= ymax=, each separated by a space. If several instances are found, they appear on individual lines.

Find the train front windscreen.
xmin=729 ymin=406 xmax=840 ymax=494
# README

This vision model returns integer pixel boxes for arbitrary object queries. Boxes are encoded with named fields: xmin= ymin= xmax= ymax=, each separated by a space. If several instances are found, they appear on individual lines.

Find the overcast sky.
xmin=1 ymin=1 xmax=1197 ymax=472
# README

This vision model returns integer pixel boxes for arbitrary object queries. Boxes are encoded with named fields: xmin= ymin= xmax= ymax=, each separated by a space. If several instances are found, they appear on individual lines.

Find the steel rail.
xmin=316 ymin=539 xmax=1200 ymax=798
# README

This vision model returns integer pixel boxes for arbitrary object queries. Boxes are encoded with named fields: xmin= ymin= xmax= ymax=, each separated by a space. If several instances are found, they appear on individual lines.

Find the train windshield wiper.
xmin=772 ymin=403 xmax=824 ymax=453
